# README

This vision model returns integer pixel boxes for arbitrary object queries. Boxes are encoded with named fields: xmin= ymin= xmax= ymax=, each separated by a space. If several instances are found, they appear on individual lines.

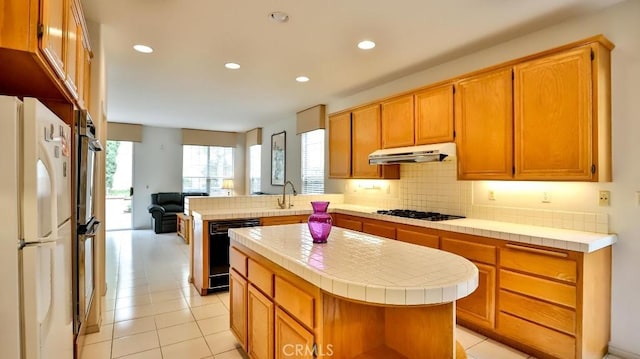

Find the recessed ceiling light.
xmin=357 ymin=40 xmax=376 ymax=50
xmin=296 ymin=76 xmax=310 ymax=83
xmin=224 ymin=62 xmax=241 ymax=70
xmin=133 ymin=44 xmax=153 ymax=53
xmin=269 ymin=11 xmax=289 ymax=23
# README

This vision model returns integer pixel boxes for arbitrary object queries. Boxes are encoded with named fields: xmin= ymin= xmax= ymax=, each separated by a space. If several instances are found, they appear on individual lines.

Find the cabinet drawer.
xmin=363 ymin=221 xmax=396 ymax=239
xmin=248 ymin=259 xmax=274 ymax=297
xmin=274 ymin=277 xmax=315 ymax=329
xmin=498 ymin=312 xmax=575 ymax=359
xmin=499 ymin=290 xmax=576 ymax=335
xmin=396 ymin=228 xmax=439 ymax=249
xmin=441 ymin=237 xmax=496 ymax=264
xmin=501 ymin=244 xmax=576 ymax=283
xmin=230 ymin=247 xmax=247 ymax=277
xmin=335 ymin=217 xmax=362 ymax=232
xmin=500 ymin=270 xmax=576 ymax=308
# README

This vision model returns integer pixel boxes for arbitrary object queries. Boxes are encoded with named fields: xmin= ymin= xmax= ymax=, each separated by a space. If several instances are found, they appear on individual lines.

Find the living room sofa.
xmin=147 ymin=192 xmax=208 ymax=234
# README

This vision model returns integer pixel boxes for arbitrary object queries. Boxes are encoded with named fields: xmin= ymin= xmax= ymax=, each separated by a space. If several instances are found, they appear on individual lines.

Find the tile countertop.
xmin=229 ymin=224 xmax=479 ymax=306
xmin=192 ymin=204 xmax=617 ymax=253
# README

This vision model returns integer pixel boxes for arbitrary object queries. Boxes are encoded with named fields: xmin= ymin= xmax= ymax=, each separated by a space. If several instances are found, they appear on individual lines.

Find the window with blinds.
xmin=182 ymin=145 xmax=234 ymax=195
xmin=249 ymin=145 xmax=261 ymax=194
xmin=301 ymin=129 xmax=325 ymax=194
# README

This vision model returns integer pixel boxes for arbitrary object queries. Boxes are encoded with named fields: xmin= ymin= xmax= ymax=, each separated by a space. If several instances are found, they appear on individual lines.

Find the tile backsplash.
xmin=343 ymin=160 xmax=609 ymax=233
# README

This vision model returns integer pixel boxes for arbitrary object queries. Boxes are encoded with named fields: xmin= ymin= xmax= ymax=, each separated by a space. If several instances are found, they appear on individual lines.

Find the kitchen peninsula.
xmin=228 ymin=224 xmax=478 ymax=358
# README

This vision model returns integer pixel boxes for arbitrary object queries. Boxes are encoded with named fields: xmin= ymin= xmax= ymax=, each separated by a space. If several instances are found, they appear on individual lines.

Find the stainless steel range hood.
xmin=368 ymin=142 xmax=456 ymax=165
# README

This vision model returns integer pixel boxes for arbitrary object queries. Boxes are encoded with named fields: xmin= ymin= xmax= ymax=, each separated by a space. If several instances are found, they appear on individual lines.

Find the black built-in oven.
xmin=208 ymin=218 xmax=260 ymax=291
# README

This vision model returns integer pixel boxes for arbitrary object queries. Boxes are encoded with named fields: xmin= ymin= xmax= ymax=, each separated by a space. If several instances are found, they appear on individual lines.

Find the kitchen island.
xmin=228 ymin=223 xmax=478 ymax=359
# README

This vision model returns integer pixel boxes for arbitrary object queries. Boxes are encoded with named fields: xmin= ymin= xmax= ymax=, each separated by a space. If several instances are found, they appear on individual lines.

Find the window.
xmin=301 ymin=129 xmax=325 ymax=194
xmin=249 ymin=145 xmax=261 ymax=194
xmin=182 ymin=145 xmax=234 ymax=195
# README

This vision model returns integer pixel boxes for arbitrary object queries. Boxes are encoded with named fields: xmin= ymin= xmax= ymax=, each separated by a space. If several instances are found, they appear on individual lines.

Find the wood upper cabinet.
xmin=328 ymin=112 xmax=352 ymax=178
xmin=40 ymin=0 xmax=66 ymax=79
xmin=415 ymin=84 xmax=455 ymax=145
xmin=514 ymin=45 xmax=595 ymax=181
xmin=455 ymin=67 xmax=514 ymax=180
xmin=248 ymin=285 xmax=274 ymax=359
xmin=381 ymin=94 xmax=414 ymax=148
xmin=65 ymin=0 xmax=84 ymax=99
xmin=352 ymin=104 xmax=383 ymax=178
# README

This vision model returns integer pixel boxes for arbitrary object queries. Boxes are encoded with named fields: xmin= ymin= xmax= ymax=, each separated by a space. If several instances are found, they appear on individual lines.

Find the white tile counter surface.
xmin=229 ymin=224 xmax=479 ymax=306
xmin=193 ymin=204 xmax=616 ymax=253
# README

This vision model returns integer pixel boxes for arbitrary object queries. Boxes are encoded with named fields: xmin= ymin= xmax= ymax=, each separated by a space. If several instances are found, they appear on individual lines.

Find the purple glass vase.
xmin=308 ymin=201 xmax=332 ymax=243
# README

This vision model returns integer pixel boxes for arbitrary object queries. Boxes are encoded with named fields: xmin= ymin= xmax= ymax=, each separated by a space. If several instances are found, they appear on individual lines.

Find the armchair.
xmin=147 ymin=192 xmax=208 ymax=234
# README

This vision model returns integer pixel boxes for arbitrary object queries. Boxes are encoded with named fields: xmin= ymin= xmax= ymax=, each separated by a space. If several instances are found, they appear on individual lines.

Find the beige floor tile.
xmin=153 ymin=297 xmax=189 ymax=314
xmin=214 ymin=348 xmax=246 ymax=359
xmin=114 ymin=303 xmax=156 ymax=322
xmin=150 ymin=289 xmax=184 ymax=303
xmin=111 ymin=331 xmax=160 ymax=358
xmin=157 ymin=321 xmax=203 ymax=346
xmin=83 ymin=324 xmax=113 ymax=345
xmin=80 ymin=340 xmax=111 ymax=359
xmin=456 ymin=325 xmax=487 ymax=349
xmin=184 ymin=293 xmax=222 ymax=308
xmin=161 ymin=337 xmax=212 ymax=359
xmin=116 ymin=294 xmax=153 ymax=309
xmin=148 ymin=281 xmax=182 ymax=293
xmin=114 ymin=317 xmax=157 ymax=338
xmin=182 ymin=285 xmax=202 ymax=298
xmin=467 ymin=339 xmax=529 ymax=359
xmin=102 ymin=310 xmax=115 ymax=325
xmin=154 ymin=308 xmax=195 ymax=329
xmin=197 ymin=314 xmax=230 ymax=336
xmin=117 ymin=348 xmax=163 ymax=359
xmin=117 ymin=285 xmax=151 ymax=299
xmin=103 ymin=298 xmax=116 ymax=311
xmin=191 ymin=302 xmax=228 ymax=320
xmin=217 ymin=293 xmax=230 ymax=309
xmin=204 ymin=330 xmax=240 ymax=355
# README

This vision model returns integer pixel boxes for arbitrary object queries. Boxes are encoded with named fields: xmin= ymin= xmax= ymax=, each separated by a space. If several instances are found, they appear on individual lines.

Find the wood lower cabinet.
xmin=275 ymin=308 xmax=314 ymax=359
xmin=261 ymin=215 xmax=307 ymax=226
xmin=455 ymin=67 xmax=514 ymax=180
xmin=457 ymin=262 xmax=496 ymax=329
xmin=396 ymin=226 xmax=439 ymax=248
xmin=248 ymin=285 xmax=275 ymax=359
xmin=230 ymin=270 xmax=248 ymax=350
xmin=333 ymin=214 xmax=363 ymax=232
xmin=362 ymin=221 xmax=396 ymax=239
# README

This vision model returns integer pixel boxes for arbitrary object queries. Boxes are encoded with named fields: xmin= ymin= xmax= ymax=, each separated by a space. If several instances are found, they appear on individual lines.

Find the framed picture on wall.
xmin=271 ymin=131 xmax=286 ymax=186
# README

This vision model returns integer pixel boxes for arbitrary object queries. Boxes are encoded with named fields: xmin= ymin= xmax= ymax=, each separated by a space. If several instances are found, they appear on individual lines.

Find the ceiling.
xmin=81 ymin=0 xmax=623 ymax=133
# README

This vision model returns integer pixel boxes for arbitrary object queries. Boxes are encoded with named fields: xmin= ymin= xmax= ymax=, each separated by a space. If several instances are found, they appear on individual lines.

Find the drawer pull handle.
xmin=505 ymin=244 xmax=568 ymax=258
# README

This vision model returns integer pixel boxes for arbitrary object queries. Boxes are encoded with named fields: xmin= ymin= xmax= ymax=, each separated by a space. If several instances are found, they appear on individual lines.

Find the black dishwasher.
xmin=208 ymin=218 xmax=260 ymax=291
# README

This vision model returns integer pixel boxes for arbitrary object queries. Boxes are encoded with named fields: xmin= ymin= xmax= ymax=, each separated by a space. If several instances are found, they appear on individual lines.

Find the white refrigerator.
xmin=0 ymin=96 xmax=74 ymax=359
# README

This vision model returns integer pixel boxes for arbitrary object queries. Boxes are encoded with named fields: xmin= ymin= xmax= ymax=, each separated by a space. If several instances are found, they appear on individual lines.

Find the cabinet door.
xmin=381 ymin=94 xmax=414 ymax=148
xmin=261 ymin=215 xmax=306 ymax=226
xmin=415 ymin=84 xmax=454 ymax=145
xmin=455 ymin=68 xmax=513 ymax=180
xmin=230 ymin=270 xmax=248 ymax=350
xmin=333 ymin=214 xmax=362 ymax=232
xmin=40 ymin=0 xmax=66 ymax=79
xmin=248 ymin=285 xmax=274 ymax=359
xmin=514 ymin=46 xmax=593 ymax=180
xmin=328 ymin=112 xmax=352 ymax=178
xmin=275 ymin=308 xmax=314 ymax=359
xmin=352 ymin=104 xmax=382 ymax=178
xmin=457 ymin=262 xmax=496 ymax=329
xmin=362 ymin=221 xmax=396 ymax=239
xmin=64 ymin=0 xmax=82 ymax=98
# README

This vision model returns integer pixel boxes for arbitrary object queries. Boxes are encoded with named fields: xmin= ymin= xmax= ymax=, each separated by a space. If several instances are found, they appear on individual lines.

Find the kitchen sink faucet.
xmin=277 ymin=180 xmax=298 ymax=209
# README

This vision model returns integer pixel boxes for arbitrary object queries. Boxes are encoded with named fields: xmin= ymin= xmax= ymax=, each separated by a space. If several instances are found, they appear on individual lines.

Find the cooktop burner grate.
xmin=376 ymin=209 xmax=465 ymax=221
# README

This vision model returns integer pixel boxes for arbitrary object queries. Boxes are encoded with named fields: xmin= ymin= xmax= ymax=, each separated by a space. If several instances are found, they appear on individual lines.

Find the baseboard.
xmin=609 ymin=344 xmax=640 ymax=359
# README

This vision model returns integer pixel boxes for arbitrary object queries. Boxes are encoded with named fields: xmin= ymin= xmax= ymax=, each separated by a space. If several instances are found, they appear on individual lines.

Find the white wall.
xmin=325 ymin=1 xmax=640 ymax=355
xmin=260 ymin=116 xmax=302 ymax=194
xmin=132 ymin=126 xmax=183 ymax=229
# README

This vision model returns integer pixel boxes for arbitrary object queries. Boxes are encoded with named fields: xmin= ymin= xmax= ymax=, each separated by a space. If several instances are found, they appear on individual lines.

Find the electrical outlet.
xmin=599 ymin=190 xmax=610 ymax=206
xmin=636 ymin=191 xmax=640 ymax=206
xmin=542 ymin=192 xmax=552 ymax=203
xmin=488 ymin=190 xmax=496 ymax=201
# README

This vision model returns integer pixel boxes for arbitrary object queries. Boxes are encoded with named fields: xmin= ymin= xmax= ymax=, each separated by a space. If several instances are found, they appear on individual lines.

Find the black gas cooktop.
xmin=376 ymin=209 xmax=465 ymax=221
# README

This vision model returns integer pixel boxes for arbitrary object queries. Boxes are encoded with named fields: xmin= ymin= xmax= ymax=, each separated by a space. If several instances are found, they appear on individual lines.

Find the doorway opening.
xmin=105 ymin=140 xmax=133 ymax=230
